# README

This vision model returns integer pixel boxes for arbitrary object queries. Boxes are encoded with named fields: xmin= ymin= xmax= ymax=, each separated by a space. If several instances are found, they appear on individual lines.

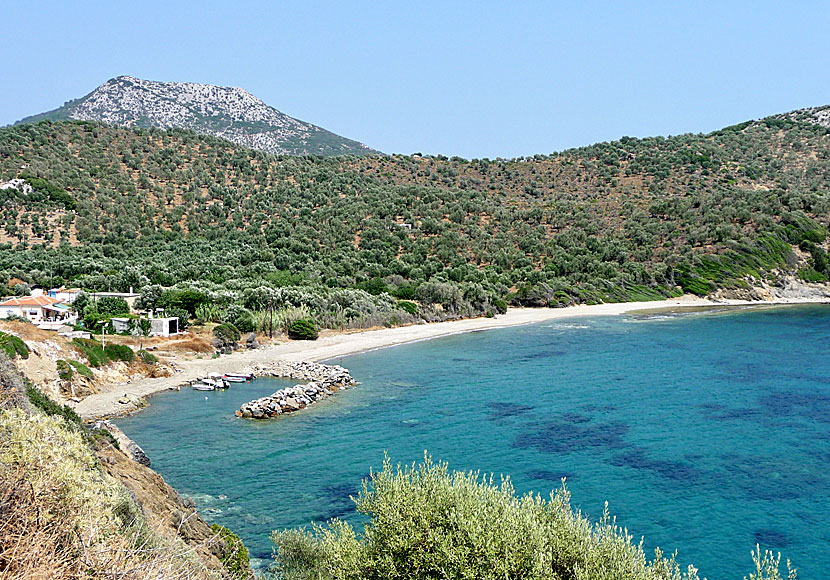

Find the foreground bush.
xmin=271 ymin=455 xmax=796 ymax=580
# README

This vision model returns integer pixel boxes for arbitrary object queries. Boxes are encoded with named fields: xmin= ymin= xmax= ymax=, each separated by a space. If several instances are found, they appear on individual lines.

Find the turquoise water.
xmin=118 ymin=306 xmax=830 ymax=578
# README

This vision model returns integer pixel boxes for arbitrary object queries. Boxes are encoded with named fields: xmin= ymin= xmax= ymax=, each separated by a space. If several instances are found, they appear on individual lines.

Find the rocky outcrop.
xmin=237 ymin=361 xmax=357 ymax=419
xmin=710 ymin=273 xmax=830 ymax=302
xmin=94 ymin=419 xmax=151 ymax=466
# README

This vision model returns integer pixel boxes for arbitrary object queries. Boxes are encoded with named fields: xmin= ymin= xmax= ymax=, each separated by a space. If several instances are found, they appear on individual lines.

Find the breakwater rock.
xmin=237 ymin=361 xmax=357 ymax=419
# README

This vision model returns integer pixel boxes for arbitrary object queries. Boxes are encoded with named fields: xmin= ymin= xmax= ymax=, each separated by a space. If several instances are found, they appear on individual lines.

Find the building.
xmin=150 ymin=317 xmax=179 ymax=337
xmin=110 ymin=316 xmax=179 ymax=337
xmin=0 ymin=296 xmax=77 ymax=324
xmin=48 ymin=287 xmax=82 ymax=303
xmin=89 ymin=290 xmax=141 ymax=309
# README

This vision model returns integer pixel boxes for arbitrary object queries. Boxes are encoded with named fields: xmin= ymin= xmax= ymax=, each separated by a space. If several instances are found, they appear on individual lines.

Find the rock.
xmin=245 ymin=333 xmax=259 ymax=349
xmin=237 ymin=360 xmax=357 ymax=419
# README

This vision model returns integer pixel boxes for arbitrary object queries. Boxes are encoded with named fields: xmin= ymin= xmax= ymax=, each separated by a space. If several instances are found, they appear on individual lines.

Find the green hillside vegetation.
xmin=0 ymin=113 xmax=829 ymax=329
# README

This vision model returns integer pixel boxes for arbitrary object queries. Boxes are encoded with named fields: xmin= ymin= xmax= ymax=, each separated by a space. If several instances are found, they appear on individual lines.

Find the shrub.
xmin=0 ymin=332 xmax=29 ymax=359
xmin=68 ymin=359 xmax=94 ymax=378
xmin=222 ymin=305 xmax=255 ymax=333
xmin=137 ymin=350 xmax=158 ymax=364
xmin=272 ymin=454 xmax=790 ymax=580
xmin=396 ymin=300 xmax=418 ymax=315
xmin=73 ymin=338 xmax=110 ymax=367
xmin=211 ymin=523 xmax=250 ymax=579
xmin=25 ymin=383 xmax=83 ymax=431
xmin=213 ymin=323 xmax=241 ymax=344
xmin=287 ymin=318 xmax=318 ymax=340
xmin=56 ymin=360 xmax=73 ymax=381
xmin=104 ymin=343 xmax=135 ymax=363
xmin=491 ymin=297 xmax=508 ymax=314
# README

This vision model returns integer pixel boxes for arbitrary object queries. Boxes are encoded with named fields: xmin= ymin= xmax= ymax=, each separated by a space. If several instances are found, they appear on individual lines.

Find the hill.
xmin=16 ymin=76 xmax=377 ymax=157
xmin=0 ymin=108 xmax=829 ymax=326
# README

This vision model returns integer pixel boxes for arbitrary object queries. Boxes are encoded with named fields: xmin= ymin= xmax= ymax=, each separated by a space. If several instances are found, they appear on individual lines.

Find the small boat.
xmin=225 ymin=372 xmax=254 ymax=381
xmin=193 ymin=377 xmax=230 ymax=391
xmin=223 ymin=375 xmax=247 ymax=383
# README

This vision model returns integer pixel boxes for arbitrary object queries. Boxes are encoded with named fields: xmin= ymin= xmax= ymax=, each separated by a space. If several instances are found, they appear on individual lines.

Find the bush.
xmin=73 ymin=338 xmax=110 ymax=367
xmin=25 ymin=383 xmax=83 ymax=431
xmin=56 ymin=360 xmax=73 ymax=381
xmin=211 ymin=524 xmax=250 ymax=579
xmin=104 ymin=343 xmax=135 ymax=363
xmin=0 ymin=332 xmax=29 ymax=359
xmin=223 ymin=305 xmax=255 ymax=333
xmin=396 ymin=300 xmax=418 ymax=315
xmin=137 ymin=350 xmax=158 ymax=364
xmin=272 ymin=455 xmax=791 ymax=580
xmin=68 ymin=359 xmax=94 ymax=378
xmin=213 ymin=323 xmax=241 ymax=344
xmin=287 ymin=318 xmax=319 ymax=340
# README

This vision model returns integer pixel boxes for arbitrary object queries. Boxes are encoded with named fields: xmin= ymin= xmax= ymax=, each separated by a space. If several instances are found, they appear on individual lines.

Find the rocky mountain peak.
xmin=17 ymin=76 xmax=377 ymax=157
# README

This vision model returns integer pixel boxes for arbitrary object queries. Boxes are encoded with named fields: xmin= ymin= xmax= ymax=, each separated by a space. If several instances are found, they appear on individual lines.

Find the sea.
xmin=118 ymin=305 xmax=830 ymax=578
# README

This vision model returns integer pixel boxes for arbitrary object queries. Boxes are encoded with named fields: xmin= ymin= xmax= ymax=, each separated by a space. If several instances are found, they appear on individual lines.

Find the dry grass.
xmin=0 ymin=466 xmax=216 ymax=579
xmin=0 ymin=410 xmax=218 ymax=580
xmin=0 ymin=321 xmax=57 ymax=343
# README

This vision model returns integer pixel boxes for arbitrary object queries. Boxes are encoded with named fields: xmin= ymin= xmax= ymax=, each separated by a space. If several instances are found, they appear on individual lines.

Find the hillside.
xmin=16 ymin=76 xmax=377 ymax=157
xmin=1 ymin=108 xmax=829 ymax=326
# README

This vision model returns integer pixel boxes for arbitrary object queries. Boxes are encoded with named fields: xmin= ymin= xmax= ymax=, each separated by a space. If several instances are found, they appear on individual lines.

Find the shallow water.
xmin=119 ymin=305 xmax=830 ymax=578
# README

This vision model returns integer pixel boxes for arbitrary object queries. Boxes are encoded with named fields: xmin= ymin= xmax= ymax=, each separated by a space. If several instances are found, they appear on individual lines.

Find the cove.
xmin=118 ymin=305 xmax=830 ymax=578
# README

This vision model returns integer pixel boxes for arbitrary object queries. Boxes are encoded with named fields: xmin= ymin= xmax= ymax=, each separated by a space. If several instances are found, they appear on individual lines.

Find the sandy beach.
xmin=72 ymin=296 xmax=827 ymax=419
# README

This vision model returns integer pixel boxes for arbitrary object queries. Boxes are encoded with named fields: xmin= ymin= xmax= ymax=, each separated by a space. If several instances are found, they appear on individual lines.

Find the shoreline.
xmin=71 ymin=296 xmax=828 ymax=420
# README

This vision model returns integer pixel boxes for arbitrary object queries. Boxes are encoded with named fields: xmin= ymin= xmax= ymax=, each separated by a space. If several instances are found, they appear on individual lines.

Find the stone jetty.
xmin=237 ymin=360 xmax=357 ymax=419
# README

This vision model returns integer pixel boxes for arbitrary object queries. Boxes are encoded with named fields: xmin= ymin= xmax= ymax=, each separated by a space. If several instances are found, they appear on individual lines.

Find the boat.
xmin=225 ymin=372 xmax=254 ymax=381
xmin=223 ymin=375 xmax=247 ymax=383
xmin=192 ymin=377 xmax=230 ymax=391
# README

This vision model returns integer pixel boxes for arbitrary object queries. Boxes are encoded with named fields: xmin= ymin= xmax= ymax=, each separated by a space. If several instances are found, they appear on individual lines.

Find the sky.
xmin=2 ymin=1 xmax=829 ymax=159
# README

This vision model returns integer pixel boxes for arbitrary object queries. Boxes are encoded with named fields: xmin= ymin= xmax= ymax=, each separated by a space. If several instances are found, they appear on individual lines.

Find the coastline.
xmin=71 ymin=295 xmax=828 ymax=420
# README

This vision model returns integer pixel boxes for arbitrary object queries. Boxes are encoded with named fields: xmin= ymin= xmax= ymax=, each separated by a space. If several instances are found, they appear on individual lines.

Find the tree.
xmin=95 ymin=296 xmax=130 ymax=317
xmin=135 ymin=284 xmax=164 ymax=311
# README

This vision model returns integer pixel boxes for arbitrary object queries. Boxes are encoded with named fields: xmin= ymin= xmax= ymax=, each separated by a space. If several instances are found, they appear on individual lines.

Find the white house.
xmin=48 ymin=287 xmax=82 ymax=304
xmin=0 ymin=296 xmax=77 ymax=324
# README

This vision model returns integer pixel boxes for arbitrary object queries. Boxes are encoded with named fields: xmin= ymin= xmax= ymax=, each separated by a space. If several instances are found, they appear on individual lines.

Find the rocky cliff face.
xmin=18 ymin=75 xmax=377 ymax=156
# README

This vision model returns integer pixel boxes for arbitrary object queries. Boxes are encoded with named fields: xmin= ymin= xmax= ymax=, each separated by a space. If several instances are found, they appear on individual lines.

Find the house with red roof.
xmin=0 ymin=295 xmax=77 ymax=324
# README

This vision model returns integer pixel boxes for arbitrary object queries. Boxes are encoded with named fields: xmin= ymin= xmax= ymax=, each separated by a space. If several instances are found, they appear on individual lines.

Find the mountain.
xmin=16 ymin=75 xmax=378 ymax=157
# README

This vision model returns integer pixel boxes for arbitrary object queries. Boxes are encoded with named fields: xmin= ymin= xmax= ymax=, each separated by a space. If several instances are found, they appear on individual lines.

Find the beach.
xmin=71 ymin=296 xmax=826 ymax=420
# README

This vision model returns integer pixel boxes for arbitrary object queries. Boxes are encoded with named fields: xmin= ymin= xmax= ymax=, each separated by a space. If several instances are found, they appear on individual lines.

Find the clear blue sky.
xmin=2 ymin=1 xmax=829 ymax=158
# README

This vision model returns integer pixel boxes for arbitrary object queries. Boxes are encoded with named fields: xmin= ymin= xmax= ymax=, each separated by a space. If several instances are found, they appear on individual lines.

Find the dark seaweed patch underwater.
xmin=119 ymin=305 xmax=830 ymax=577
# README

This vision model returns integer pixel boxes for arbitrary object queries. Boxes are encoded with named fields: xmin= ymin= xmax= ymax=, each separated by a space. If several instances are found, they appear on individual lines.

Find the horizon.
xmin=3 ymin=1 xmax=830 ymax=158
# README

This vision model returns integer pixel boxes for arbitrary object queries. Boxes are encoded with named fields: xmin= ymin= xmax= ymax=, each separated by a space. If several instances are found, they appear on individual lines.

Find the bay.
xmin=118 ymin=305 xmax=830 ymax=578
